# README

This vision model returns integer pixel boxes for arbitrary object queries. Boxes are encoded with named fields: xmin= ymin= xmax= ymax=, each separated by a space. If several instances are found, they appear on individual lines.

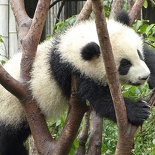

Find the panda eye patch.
xmin=118 ymin=59 xmax=132 ymax=75
xmin=120 ymin=59 xmax=132 ymax=68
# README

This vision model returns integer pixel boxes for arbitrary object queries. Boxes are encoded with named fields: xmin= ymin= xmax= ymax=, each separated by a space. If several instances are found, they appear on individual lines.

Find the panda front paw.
xmin=125 ymin=100 xmax=150 ymax=126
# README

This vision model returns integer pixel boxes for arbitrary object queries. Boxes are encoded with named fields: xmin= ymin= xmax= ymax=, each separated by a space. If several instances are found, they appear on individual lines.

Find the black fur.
xmin=0 ymin=122 xmax=30 ymax=155
xmin=81 ymin=42 xmax=100 ymax=60
xmin=118 ymin=59 xmax=132 ymax=75
xmin=144 ymin=45 xmax=155 ymax=89
xmin=50 ymin=40 xmax=150 ymax=125
xmin=116 ymin=10 xmax=130 ymax=26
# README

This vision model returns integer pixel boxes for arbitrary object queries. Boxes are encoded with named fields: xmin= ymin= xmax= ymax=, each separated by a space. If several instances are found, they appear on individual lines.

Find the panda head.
xmin=58 ymin=11 xmax=150 ymax=86
xmin=109 ymin=11 xmax=150 ymax=86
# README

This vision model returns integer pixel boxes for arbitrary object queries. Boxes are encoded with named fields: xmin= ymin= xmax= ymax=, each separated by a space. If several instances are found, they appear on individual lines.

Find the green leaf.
xmin=56 ymin=119 xmax=61 ymax=126
xmin=145 ymin=24 xmax=155 ymax=36
xmin=143 ymin=0 xmax=148 ymax=8
xmin=133 ymin=20 xmax=143 ymax=31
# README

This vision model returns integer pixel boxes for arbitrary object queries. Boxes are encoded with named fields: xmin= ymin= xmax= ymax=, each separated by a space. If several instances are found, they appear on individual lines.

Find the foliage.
xmin=102 ymin=120 xmax=118 ymax=155
xmin=122 ymin=83 xmax=152 ymax=102
xmin=52 ymin=15 xmax=77 ymax=35
xmin=133 ymin=107 xmax=155 ymax=155
xmin=103 ymin=0 xmax=113 ymax=17
xmin=133 ymin=20 xmax=155 ymax=48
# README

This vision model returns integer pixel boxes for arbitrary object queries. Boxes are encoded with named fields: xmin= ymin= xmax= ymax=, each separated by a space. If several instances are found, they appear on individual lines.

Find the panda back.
xmin=30 ymin=39 xmax=68 ymax=121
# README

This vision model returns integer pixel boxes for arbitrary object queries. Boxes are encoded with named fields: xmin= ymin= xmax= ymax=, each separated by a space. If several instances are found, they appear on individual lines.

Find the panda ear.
xmin=81 ymin=42 xmax=100 ymax=61
xmin=116 ymin=10 xmax=130 ymax=26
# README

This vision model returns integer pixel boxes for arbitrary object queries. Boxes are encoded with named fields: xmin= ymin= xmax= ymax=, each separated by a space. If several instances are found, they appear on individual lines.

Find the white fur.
xmin=30 ymin=40 xmax=68 ymax=120
xmin=59 ymin=19 xmax=150 ymax=84
xmin=0 ymin=19 xmax=150 ymax=127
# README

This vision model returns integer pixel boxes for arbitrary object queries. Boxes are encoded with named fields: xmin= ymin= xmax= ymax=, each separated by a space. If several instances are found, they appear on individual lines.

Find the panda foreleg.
xmin=90 ymin=95 xmax=150 ymax=126
xmin=0 ymin=122 xmax=30 ymax=155
xmin=77 ymin=75 xmax=150 ymax=125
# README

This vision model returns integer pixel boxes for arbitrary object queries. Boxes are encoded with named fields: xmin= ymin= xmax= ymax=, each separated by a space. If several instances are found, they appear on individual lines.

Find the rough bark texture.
xmin=75 ymin=111 xmax=90 ymax=155
xmin=128 ymin=0 xmax=135 ymax=10
xmin=109 ymin=0 xmax=124 ymax=19
xmin=86 ymin=110 xmax=103 ymax=155
xmin=129 ymin=0 xmax=145 ymax=26
xmin=75 ymin=0 xmax=92 ymax=24
xmin=11 ymin=1 xmax=54 ymax=154
xmin=92 ymin=0 xmax=139 ymax=154
xmin=29 ymin=135 xmax=39 ymax=155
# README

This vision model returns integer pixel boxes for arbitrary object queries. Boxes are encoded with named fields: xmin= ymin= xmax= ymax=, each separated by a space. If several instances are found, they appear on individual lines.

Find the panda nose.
xmin=139 ymin=76 xmax=149 ymax=81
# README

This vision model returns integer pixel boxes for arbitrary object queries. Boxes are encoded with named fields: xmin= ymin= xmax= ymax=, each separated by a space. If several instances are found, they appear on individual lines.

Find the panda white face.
xmin=58 ymin=19 xmax=150 ymax=86
xmin=118 ymin=53 xmax=150 ymax=85
xmin=107 ymin=20 xmax=150 ymax=86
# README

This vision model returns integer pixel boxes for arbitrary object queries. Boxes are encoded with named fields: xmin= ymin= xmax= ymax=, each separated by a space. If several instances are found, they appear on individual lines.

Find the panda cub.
xmin=0 ymin=12 xmax=155 ymax=155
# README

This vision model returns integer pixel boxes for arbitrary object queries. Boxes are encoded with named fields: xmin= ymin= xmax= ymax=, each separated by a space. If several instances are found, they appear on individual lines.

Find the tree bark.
xmin=10 ymin=0 xmax=54 ymax=154
xmin=75 ymin=111 xmax=90 ymax=155
xmin=129 ymin=0 xmax=145 ymax=26
xmin=86 ymin=110 xmax=103 ymax=155
xmin=92 ymin=0 xmax=139 ymax=154
xmin=109 ymin=0 xmax=124 ymax=19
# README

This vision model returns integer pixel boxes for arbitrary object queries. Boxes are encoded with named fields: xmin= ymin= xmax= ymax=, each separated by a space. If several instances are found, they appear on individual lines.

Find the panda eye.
xmin=120 ymin=59 xmax=132 ymax=68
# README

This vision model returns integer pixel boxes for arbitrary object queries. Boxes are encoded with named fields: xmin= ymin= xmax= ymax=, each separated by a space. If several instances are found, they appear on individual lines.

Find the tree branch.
xmin=10 ymin=0 xmax=29 ymax=25
xmin=10 ymin=1 xmax=53 ymax=154
xmin=75 ymin=0 xmax=92 ymax=24
xmin=92 ymin=0 xmax=138 ymax=154
xmin=52 ymin=74 xmax=87 ymax=155
xmin=129 ymin=0 xmax=145 ymax=26
xmin=0 ymin=65 xmax=26 ymax=99
xmin=109 ymin=0 xmax=124 ymax=19
xmin=75 ymin=110 xmax=90 ymax=155
xmin=86 ymin=110 xmax=103 ymax=155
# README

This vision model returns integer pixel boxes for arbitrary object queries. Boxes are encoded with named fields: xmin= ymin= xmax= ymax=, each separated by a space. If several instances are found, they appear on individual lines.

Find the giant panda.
xmin=0 ymin=12 xmax=155 ymax=155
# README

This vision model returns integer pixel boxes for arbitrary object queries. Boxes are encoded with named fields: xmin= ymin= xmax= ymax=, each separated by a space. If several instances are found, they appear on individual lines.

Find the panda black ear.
xmin=116 ymin=10 xmax=130 ymax=26
xmin=81 ymin=42 xmax=100 ymax=61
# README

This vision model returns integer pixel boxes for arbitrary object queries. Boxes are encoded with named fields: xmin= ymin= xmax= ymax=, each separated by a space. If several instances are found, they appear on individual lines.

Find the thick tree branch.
xmin=10 ymin=1 xmax=53 ymax=155
xmin=10 ymin=0 xmax=32 ymax=53
xmin=10 ymin=0 xmax=29 ymax=25
xmin=128 ymin=0 xmax=135 ymax=10
xmin=86 ymin=110 xmax=103 ymax=155
xmin=129 ymin=0 xmax=145 ymax=26
xmin=92 ymin=0 xmax=128 ymax=128
xmin=109 ymin=0 xmax=124 ymax=19
xmin=48 ymin=74 xmax=87 ymax=155
xmin=75 ymin=0 xmax=92 ymax=24
xmin=92 ymin=0 xmax=138 ymax=154
xmin=75 ymin=110 xmax=90 ymax=155
xmin=21 ymin=0 xmax=51 ymax=81
xmin=0 ymin=66 xmax=26 ymax=99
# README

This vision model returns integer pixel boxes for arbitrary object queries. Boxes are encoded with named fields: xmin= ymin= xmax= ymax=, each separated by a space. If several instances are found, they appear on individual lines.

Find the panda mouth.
xmin=128 ymin=81 xmax=142 ymax=86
